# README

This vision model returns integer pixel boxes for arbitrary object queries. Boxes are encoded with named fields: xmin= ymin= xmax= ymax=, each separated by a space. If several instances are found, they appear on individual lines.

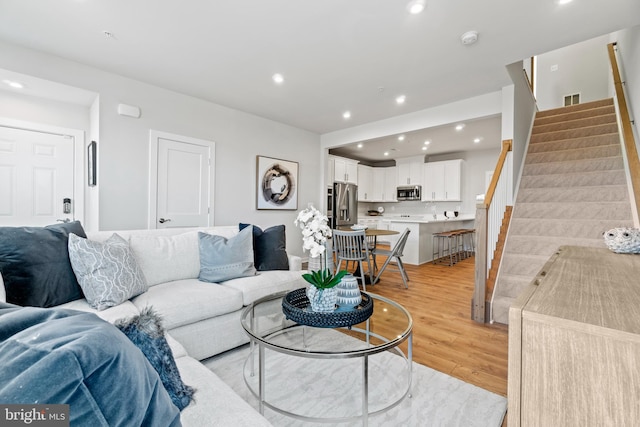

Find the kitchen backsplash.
xmin=358 ymin=200 xmax=465 ymax=217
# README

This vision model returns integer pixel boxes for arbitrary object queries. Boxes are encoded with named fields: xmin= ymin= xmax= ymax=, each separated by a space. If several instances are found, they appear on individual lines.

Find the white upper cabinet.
xmin=395 ymin=156 xmax=424 ymax=186
xmin=422 ymin=159 xmax=462 ymax=201
xmin=331 ymin=155 xmax=358 ymax=184
xmin=369 ymin=166 xmax=396 ymax=202
xmin=357 ymin=165 xmax=372 ymax=201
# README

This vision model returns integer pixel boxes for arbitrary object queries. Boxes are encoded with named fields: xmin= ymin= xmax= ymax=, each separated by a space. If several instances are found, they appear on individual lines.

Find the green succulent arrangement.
xmin=302 ymin=269 xmax=349 ymax=289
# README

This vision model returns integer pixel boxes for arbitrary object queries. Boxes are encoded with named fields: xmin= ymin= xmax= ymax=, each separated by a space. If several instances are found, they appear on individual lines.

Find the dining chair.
xmin=365 ymin=234 xmax=378 ymax=272
xmin=373 ymin=228 xmax=411 ymax=289
xmin=332 ymin=229 xmax=373 ymax=291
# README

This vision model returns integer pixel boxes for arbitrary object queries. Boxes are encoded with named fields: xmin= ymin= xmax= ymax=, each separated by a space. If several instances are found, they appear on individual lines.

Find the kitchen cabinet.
xmin=370 ymin=167 xmax=397 ymax=202
xmin=331 ymin=155 xmax=358 ymax=184
xmin=422 ymin=159 xmax=462 ymax=201
xmin=395 ymin=156 xmax=424 ymax=186
xmin=509 ymin=246 xmax=640 ymax=427
xmin=357 ymin=165 xmax=373 ymax=201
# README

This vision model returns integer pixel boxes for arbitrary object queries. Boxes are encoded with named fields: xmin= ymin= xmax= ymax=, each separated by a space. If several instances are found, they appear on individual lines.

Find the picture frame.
xmin=256 ymin=155 xmax=298 ymax=210
xmin=88 ymin=141 xmax=97 ymax=186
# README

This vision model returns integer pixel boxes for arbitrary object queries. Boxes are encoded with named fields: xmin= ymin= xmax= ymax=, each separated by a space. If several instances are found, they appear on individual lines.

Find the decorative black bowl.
xmin=281 ymin=288 xmax=373 ymax=328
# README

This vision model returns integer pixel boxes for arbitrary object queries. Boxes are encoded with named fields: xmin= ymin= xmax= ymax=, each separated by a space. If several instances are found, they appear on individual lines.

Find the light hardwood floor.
xmin=357 ymin=251 xmax=509 ymax=398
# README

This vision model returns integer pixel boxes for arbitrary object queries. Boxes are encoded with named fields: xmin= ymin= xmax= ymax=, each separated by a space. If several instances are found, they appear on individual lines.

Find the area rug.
xmin=203 ymin=329 xmax=506 ymax=427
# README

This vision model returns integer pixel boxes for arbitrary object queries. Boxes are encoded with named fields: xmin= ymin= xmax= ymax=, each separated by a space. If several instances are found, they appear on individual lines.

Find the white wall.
xmin=0 ymin=40 xmax=320 ymax=257
xmin=536 ymin=35 xmax=611 ymax=111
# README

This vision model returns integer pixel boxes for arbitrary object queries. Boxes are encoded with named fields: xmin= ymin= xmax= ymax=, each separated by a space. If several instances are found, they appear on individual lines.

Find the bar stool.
xmin=432 ymin=231 xmax=458 ymax=266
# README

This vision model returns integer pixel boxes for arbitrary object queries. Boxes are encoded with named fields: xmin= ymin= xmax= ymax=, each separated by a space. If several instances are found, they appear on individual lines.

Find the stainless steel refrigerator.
xmin=333 ymin=182 xmax=358 ymax=227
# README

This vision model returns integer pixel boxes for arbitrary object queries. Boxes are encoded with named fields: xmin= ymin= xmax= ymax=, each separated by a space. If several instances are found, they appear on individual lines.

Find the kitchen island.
xmin=377 ymin=214 xmax=475 ymax=265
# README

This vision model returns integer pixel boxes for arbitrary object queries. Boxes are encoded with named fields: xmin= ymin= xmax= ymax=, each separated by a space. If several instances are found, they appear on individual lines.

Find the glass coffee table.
xmin=240 ymin=290 xmax=413 ymax=426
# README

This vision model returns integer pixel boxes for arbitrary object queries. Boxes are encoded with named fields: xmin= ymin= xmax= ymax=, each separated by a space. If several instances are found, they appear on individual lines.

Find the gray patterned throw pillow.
xmin=68 ymin=233 xmax=148 ymax=311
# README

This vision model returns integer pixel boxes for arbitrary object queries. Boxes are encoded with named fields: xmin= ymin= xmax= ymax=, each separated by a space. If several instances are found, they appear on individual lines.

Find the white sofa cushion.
xmin=57 ymin=299 xmax=141 ymax=324
xmin=221 ymin=270 xmax=306 ymax=306
xmin=131 ymin=279 xmax=244 ymax=330
xmin=129 ymin=231 xmax=201 ymax=286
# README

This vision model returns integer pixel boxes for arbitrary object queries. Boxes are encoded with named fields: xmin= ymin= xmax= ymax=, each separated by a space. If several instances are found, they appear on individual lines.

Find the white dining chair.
xmin=332 ymin=229 xmax=373 ymax=291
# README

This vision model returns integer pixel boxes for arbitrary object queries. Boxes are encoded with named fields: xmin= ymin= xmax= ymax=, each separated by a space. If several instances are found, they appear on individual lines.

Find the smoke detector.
xmin=461 ymin=30 xmax=478 ymax=45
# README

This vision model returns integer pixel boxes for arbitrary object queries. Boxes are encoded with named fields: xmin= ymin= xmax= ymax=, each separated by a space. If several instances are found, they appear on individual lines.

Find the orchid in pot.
xmin=294 ymin=204 xmax=348 ymax=312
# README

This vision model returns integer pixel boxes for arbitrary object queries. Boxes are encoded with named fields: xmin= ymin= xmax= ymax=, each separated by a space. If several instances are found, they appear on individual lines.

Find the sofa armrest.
xmin=288 ymin=255 xmax=302 ymax=271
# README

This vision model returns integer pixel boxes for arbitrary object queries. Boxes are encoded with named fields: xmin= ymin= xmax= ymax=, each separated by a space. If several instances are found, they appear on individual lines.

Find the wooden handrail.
xmin=608 ymin=42 xmax=640 ymax=223
xmin=483 ymin=139 xmax=512 ymax=208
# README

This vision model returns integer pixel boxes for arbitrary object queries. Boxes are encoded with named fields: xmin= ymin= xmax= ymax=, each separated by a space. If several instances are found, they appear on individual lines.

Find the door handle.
xmin=56 ymin=218 xmax=71 ymax=223
xmin=158 ymin=218 xmax=172 ymax=224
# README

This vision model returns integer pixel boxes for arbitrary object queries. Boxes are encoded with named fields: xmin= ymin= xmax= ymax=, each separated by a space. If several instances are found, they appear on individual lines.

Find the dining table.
xmin=334 ymin=227 xmax=399 ymax=284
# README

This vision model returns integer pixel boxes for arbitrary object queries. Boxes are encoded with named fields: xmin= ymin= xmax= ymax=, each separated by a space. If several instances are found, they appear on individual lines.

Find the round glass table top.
xmin=241 ymin=290 xmax=412 ymax=357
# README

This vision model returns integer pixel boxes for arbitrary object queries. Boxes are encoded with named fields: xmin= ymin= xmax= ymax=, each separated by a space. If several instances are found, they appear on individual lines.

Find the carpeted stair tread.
xmin=527 ymin=134 xmax=620 ymax=153
xmin=491 ymin=297 xmax=515 ymax=325
xmin=525 ymin=144 xmax=621 ymax=163
xmin=507 ymin=218 xmax=632 ymax=240
xmin=516 ymin=185 xmax=629 ymax=203
xmin=535 ymin=99 xmax=613 ymax=118
xmin=530 ymin=123 xmax=619 ymax=143
xmin=512 ymin=201 xmax=632 ymax=220
xmin=534 ymin=105 xmax=616 ymax=126
xmin=532 ymin=113 xmax=616 ymax=134
xmin=519 ymin=169 xmax=627 ymax=189
xmin=522 ymin=156 xmax=623 ymax=176
xmin=499 ymin=253 xmax=553 ymax=277
xmin=502 ymin=235 xmax=606 ymax=256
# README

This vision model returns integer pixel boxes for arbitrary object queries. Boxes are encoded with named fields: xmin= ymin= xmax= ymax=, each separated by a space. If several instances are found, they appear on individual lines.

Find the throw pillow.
xmin=68 ymin=233 xmax=148 ymax=311
xmin=129 ymin=231 xmax=200 ymax=286
xmin=198 ymin=226 xmax=256 ymax=283
xmin=115 ymin=307 xmax=195 ymax=411
xmin=239 ymin=223 xmax=289 ymax=271
xmin=0 ymin=221 xmax=86 ymax=307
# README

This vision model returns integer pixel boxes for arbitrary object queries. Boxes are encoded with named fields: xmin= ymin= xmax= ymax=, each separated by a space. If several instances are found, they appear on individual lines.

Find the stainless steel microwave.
xmin=397 ymin=185 xmax=422 ymax=201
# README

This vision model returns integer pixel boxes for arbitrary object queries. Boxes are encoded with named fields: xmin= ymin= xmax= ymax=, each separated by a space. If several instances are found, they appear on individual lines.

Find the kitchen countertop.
xmin=360 ymin=214 xmax=475 ymax=224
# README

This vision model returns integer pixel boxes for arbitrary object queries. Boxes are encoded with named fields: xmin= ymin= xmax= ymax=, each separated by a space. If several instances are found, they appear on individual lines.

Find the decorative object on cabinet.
xmin=603 ymin=227 xmax=640 ymax=253
xmin=256 ymin=155 xmax=298 ymax=210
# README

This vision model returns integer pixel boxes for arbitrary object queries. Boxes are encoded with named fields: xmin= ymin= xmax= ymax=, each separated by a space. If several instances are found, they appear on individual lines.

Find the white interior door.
xmin=149 ymin=130 xmax=214 ymax=229
xmin=0 ymin=126 xmax=76 ymax=226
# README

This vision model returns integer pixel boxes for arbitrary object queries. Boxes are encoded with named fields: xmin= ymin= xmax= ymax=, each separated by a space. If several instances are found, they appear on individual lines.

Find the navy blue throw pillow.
xmin=115 ymin=307 xmax=195 ymax=411
xmin=239 ymin=223 xmax=289 ymax=271
xmin=0 ymin=221 xmax=86 ymax=307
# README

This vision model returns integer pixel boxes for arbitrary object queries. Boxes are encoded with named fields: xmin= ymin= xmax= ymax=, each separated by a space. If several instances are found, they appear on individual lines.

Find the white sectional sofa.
xmin=0 ymin=224 xmax=307 ymax=426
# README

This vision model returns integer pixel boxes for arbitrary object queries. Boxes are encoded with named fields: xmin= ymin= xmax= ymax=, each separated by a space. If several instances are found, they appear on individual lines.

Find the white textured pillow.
xmin=68 ymin=233 xmax=148 ymax=311
xmin=129 ymin=231 xmax=200 ymax=286
xmin=198 ymin=226 xmax=256 ymax=283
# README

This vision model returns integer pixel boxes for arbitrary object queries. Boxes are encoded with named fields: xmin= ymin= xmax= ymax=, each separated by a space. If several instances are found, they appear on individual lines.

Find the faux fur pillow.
xmin=115 ymin=307 xmax=195 ymax=411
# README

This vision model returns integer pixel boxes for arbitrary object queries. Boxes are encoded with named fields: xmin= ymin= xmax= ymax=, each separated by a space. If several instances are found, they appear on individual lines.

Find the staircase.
xmin=491 ymin=98 xmax=635 ymax=325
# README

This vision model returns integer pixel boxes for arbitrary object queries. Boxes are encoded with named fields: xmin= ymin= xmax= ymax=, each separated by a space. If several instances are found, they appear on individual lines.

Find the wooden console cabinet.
xmin=508 ymin=245 xmax=640 ymax=426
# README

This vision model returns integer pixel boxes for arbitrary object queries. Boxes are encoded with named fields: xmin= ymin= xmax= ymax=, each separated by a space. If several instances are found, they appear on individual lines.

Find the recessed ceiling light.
xmin=473 ymin=137 xmax=482 ymax=143
xmin=396 ymin=95 xmax=406 ymax=105
xmin=272 ymin=73 xmax=284 ymax=84
xmin=406 ymin=0 xmax=426 ymax=14
xmin=455 ymin=123 xmax=465 ymax=131
xmin=2 ymin=79 xmax=24 ymax=89
xmin=343 ymin=111 xmax=351 ymax=119
xmin=384 ymin=151 xmax=389 ymax=156
xmin=398 ymin=135 xmax=405 ymax=141
xmin=422 ymin=146 xmax=428 ymax=151
xmin=423 ymin=140 xmax=431 ymax=145
xmin=556 ymin=0 xmax=573 ymax=4
xmin=357 ymin=143 xmax=363 ymax=148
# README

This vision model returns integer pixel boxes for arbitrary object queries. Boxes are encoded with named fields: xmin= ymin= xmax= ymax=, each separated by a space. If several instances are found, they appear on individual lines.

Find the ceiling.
xmin=0 ymin=0 xmax=638 ymax=140
xmin=330 ymin=114 xmax=502 ymax=164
